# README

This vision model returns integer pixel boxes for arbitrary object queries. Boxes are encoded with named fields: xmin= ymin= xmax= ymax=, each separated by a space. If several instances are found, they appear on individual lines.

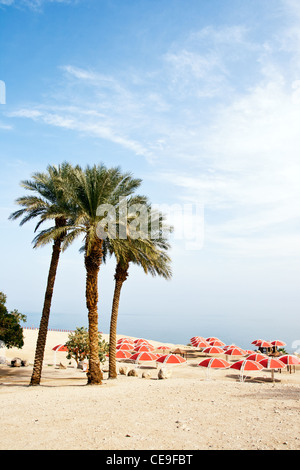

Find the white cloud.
xmin=6 ymin=15 xmax=300 ymax=257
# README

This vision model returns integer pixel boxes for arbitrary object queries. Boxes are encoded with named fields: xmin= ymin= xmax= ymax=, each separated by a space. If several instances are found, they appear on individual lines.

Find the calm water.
xmin=22 ymin=310 xmax=299 ymax=354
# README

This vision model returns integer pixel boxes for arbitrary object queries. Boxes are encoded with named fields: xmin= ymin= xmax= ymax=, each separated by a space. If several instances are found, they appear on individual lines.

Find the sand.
xmin=1 ymin=329 xmax=299 ymax=451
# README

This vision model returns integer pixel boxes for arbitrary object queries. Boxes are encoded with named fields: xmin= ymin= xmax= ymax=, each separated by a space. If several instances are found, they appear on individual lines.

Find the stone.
xmin=128 ymin=368 xmax=139 ymax=377
xmin=158 ymin=367 xmax=172 ymax=379
xmin=11 ymin=357 xmax=22 ymax=367
xmin=142 ymin=372 xmax=151 ymax=379
xmin=118 ymin=366 xmax=129 ymax=375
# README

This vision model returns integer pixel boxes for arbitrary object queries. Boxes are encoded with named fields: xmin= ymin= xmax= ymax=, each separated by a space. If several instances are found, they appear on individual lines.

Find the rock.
xmin=11 ymin=357 xmax=22 ymax=367
xmin=158 ymin=367 xmax=172 ymax=379
xmin=142 ymin=372 xmax=151 ymax=379
xmin=128 ymin=368 xmax=139 ymax=377
xmin=21 ymin=360 xmax=29 ymax=367
xmin=118 ymin=366 xmax=129 ymax=375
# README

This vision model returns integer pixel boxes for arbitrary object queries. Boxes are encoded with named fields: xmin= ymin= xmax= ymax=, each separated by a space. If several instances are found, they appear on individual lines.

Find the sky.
xmin=0 ymin=0 xmax=300 ymax=351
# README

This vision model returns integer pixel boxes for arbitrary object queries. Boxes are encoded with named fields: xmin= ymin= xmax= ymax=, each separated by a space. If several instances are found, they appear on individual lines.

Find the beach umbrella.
xmin=247 ymin=353 xmax=267 ymax=362
xmin=259 ymin=357 xmax=286 ymax=383
xmin=279 ymin=355 xmax=300 ymax=373
xmin=156 ymin=345 xmax=171 ymax=352
xmin=194 ymin=340 xmax=209 ymax=348
xmin=52 ymin=344 xmax=68 ymax=351
xmin=251 ymin=339 xmax=263 ymax=345
xmin=256 ymin=340 xmax=272 ymax=348
xmin=134 ymin=338 xmax=150 ymax=345
xmin=156 ymin=354 xmax=186 ymax=365
xmin=199 ymin=357 xmax=230 ymax=368
xmin=203 ymin=346 xmax=224 ymax=355
xmin=225 ymin=347 xmax=246 ymax=358
xmin=115 ymin=350 xmax=132 ymax=359
xmin=190 ymin=336 xmax=202 ymax=343
xmin=117 ymin=339 xmax=134 ymax=345
xmin=279 ymin=354 xmax=300 ymax=365
xmin=208 ymin=340 xmax=225 ymax=347
xmin=223 ymin=344 xmax=238 ymax=350
xmin=271 ymin=340 xmax=286 ymax=348
xmin=129 ymin=352 xmax=158 ymax=364
xmin=205 ymin=337 xmax=220 ymax=342
xmin=134 ymin=344 xmax=155 ymax=352
xmin=198 ymin=357 xmax=230 ymax=378
xmin=230 ymin=359 xmax=264 ymax=382
xmin=116 ymin=343 xmax=133 ymax=351
xmin=52 ymin=344 xmax=68 ymax=366
xmin=117 ymin=337 xmax=132 ymax=343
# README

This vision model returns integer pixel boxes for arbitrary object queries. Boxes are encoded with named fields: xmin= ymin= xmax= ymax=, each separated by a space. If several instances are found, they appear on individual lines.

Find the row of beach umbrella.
xmin=115 ymin=337 xmax=186 ymax=365
xmin=191 ymin=335 xmax=300 ymax=382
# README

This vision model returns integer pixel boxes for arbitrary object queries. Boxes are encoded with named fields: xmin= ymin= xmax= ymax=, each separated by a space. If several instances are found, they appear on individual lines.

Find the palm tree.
xmin=58 ymin=164 xmax=142 ymax=385
xmin=104 ymin=203 xmax=172 ymax=379
xmin=9 ymin=163 xmax=75 ymax=385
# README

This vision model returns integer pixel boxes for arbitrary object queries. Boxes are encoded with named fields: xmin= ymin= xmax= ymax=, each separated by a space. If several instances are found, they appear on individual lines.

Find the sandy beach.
xmin=1 ymin=328 xmax=299 ymax=451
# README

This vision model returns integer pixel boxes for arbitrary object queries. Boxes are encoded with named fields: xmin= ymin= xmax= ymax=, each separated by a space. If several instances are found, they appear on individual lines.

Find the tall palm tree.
xmin=104 ymin=203 xmax=172 ymax=379
xmin=58 ymin=164 xmax=142 ymax=385
xmin=9 ymin=163 xmax=75 ymax=385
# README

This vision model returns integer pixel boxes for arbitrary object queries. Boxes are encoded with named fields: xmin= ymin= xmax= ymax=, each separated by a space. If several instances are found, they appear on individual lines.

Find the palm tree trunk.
xmin=30 ymin=221 xmax=65 ymax=386
xmin=109 ymin=262 xmax=129 ymax=379
xmin=85 ymin=237 xmax=103 ymax=385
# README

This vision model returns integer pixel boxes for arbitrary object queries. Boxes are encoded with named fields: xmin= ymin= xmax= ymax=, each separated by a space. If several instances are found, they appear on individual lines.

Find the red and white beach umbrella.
xmin=52 ymin=344 xmax=68 ymax=366
xmin=223 ymin=344 xmax=237 ymax=350
xmin=117 ymin=337 xmax=132 ymax=343
xmin=117 ymin=338 xmax=134 ymax=344
xmin=193 ymin=341 xmax=209 ymax=349
xmin=190 ymin=336 xmax=202 ymax=343
xmin=230 ymin=359 xmax=264 ymax=382
xmin=129 ymin=352 xmax=158 ymax=363
xmin=156 ymin=354 xmax=186 ymax=365
xmin=259 ymin=357 xmax=286 ymax=382
xmin=156 ymin=345 xmax=171 ymax=351
xmin=205 ymin=337 xmax=220 ymax=342
xmin=209 ymin=340 xmax=225 ymax=347
xmin=199 ymin=357 xmax=230 ymax=369
xmin=279 ymin=354 xmax=300 ymax=374
xmin=256 ymin=340 xmax=272 ymax=348
xmin=225 ymin=347 xmax=246 ymax=357
xmin=271 ymin=340 xmax=286 ymax=347
xmin=52 ymin=344 xmax=68 ymax=352
xmin=134 ymin=338 xmax=150 ymax=345
xmin=203 ymin=346 xmax=224 ymax=355
xmin=116 ymin=343 xmax=133 ymax=351
xmin=251 ymin=339 xmax=263 ymax=345
xmin=115 ymin=350 xmax=132 ymax=359
xmin=134 ymin=344 xmax=155 ymax=352
xmin=198 ymin=357 xmax=230 ymax=378
xmin=247 ymin=353 xmax=267 ymax=362
xmin=279 ymin=354 xmax=300 ymax=366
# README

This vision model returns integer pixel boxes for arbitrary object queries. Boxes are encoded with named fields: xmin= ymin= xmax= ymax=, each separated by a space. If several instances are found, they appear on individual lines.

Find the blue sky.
xmin=0 ymin=0 xmax=300 ymax=350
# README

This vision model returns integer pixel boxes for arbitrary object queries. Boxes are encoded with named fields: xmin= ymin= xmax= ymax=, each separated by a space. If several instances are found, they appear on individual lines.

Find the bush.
xmin=65 ymin=326 xmax=109 ymax=366
xmin=0 ymin=292 xmax=26 ymax=349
